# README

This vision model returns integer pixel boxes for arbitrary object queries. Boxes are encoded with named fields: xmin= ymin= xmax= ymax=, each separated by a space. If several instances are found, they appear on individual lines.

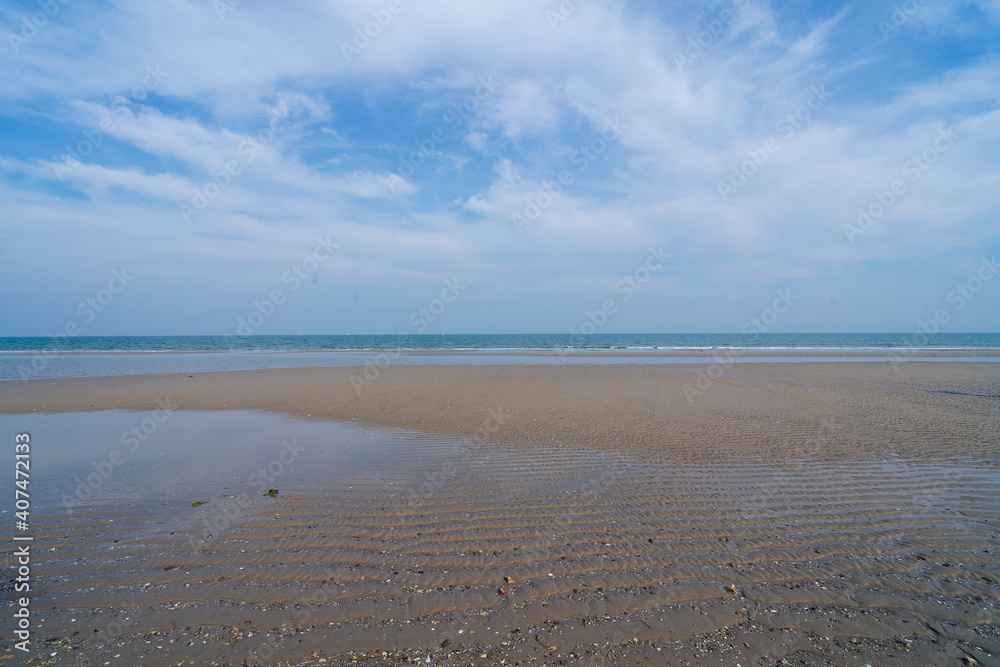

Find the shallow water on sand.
xmin=4 ymin=410 xmax=440 ymax=513
xmin=3 ymin=349 xmax=999 ymax=381
xmin=2 ymin=410 xmax=999 ymax=665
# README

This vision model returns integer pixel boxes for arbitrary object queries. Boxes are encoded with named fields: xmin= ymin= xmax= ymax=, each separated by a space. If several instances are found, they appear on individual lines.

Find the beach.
xmin=1 ymin=360 xmax=998 ymax=665
xmin=7 ymin=0 xmax=999 ymax=663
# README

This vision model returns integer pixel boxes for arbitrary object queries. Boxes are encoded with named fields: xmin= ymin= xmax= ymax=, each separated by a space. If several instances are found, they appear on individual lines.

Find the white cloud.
xmin=489 ymin=81 xmax=559 ymax=140
xmin=465 ymin=131 xmax=488 ymax=150
xmin=331 ymin=170 xmax=417 ymax=198
xmin=0 ymin=0 xmax=997 ymax=332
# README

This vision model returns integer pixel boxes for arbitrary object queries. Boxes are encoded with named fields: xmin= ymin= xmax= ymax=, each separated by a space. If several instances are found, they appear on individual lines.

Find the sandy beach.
xmin=4 ymin=361 xmax=999 ymax=459
xmin=1 ymin=361 xmax=998 ymax=665
xmin=405 ymin=348 xmax=1000 ymax=357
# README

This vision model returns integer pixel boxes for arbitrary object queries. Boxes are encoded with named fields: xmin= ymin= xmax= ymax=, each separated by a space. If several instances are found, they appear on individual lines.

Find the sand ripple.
xmin=28 ymin=440 xmax=1000 ymax=663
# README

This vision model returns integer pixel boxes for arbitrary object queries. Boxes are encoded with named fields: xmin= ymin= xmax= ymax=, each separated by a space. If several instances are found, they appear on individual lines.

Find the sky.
xmin=1 ymin=0 xmax=998 ymax=336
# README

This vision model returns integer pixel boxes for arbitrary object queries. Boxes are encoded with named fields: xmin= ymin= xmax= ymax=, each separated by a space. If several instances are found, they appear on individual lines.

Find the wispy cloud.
xmin=0 ymin=0 xmax=997 ymax=334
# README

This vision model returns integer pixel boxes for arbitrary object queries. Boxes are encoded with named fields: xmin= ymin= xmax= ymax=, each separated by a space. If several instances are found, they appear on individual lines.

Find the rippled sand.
xmin=1 ymin=362 xmax=998 ymax=665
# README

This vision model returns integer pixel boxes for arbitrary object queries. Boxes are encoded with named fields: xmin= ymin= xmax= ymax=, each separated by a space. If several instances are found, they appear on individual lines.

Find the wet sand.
xmin=7 ymin=347 xmax=999 ymax=356
xmin=1 ymin=362 xmax=999 ymax=666
xmin=3 ymin=361 xmax=999 ymax=459
xmin=408 ymin=348 xmax=1000 ymax=357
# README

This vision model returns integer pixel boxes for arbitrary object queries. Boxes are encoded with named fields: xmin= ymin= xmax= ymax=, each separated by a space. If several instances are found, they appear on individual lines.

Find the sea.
xmin=1 ymin=333 xmax=998 ymax=381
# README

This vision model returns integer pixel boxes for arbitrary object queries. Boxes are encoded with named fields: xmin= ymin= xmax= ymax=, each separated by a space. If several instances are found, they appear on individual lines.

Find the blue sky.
xmin=1 ymin=0 xmax=998 ymax=335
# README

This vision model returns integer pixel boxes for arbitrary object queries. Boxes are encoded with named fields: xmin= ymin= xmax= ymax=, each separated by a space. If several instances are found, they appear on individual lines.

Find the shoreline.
xmin=2 ymin=347 xmax=1000 ymax=356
